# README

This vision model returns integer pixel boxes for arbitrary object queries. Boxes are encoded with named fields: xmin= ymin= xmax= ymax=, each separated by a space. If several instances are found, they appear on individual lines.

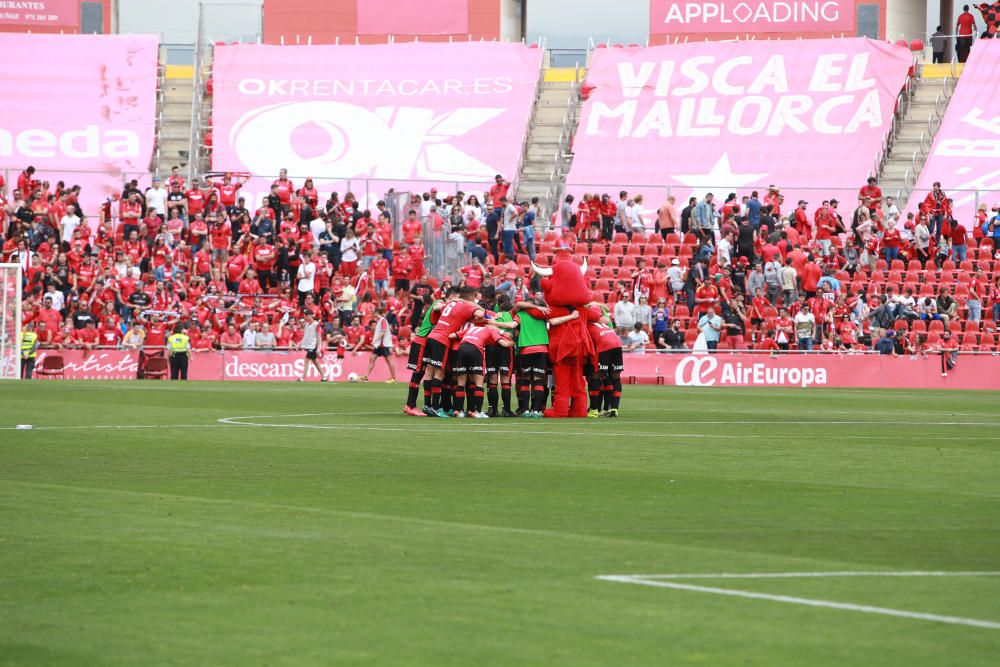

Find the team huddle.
xmin=401 ymin=285 xmax=624 ymax=419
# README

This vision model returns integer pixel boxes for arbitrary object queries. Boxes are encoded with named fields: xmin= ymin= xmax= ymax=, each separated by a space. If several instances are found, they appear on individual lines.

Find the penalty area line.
xmin=596 ymin=573 xmax=1000 ymax=630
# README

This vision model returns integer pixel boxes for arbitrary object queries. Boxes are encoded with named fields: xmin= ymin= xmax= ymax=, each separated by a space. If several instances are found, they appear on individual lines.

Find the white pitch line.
xmin=610 ymin=571 xmax=1000 ymax=580
xmin=216 ymin=414 xmax=1000 ymax=441
xmin=0 ymin=424 xmax=228 ymax=431
xmin=596 ymin=574 xmax=1000 ymax=630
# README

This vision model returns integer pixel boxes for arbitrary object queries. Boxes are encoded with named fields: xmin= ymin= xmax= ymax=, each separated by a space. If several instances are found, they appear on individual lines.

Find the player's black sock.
xmin=430 ymin=379 xmax=442 ymax=408
xmin=441 ymin=383 xmax=453 ymax=412
xmin=422 ymin=379 xmax=433 ymax=407
xmin=602 ymin=383 xmax=613 ymax=411
xmin=487 ymin=383 xmax=498 ymax=411
xmin=407 ymin=371 xmax=423 ymax=408
xmin=588 ymin=377 xmax=602 ymax=411
xmin=473 ymin=385 xmax=485 ymax=413
xmin=611 ymin=377 xmax=622 ymax=410
xmin=454 ymin=386 xmax=466 ymax=413
xmin=501 ymin=382 xmax=511 ymax=411
xmin=517 ymin=382 xmax=530 ymax=412
xmin=532 ymin=384 xmax=546 ymax=412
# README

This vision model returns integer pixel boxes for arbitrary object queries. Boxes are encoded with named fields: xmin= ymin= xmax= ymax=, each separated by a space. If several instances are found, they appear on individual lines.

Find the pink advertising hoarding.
xmin=211 ymin=42 xmax=543 ymax=208
xmin=623 ymin=352 xmax=1000 ymax=390
xmin=0 ymin=0 xmax=79 ymax=29
xmin=0 ymin=34 xmax=158 ymax=216
xmin=650 ymin=0 xmax=856 ymax=35
xmin=31 ymin=349 xmax=1000 ymax=390
xmin=357 ymin=0 xmax=468 ymax=35
xmin=566 ymin=39 xmax=910 ymax=211
xmin=907 ymin=40 xmax=1000 ymax=227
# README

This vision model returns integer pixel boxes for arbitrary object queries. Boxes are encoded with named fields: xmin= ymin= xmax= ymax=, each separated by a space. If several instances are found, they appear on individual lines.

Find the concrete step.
xmin=534 ymin=106 xmax=569 ymax=122
xmin=164 ymin=81 xmax=193 ymax=95
xmin=521 ymin=166 xmax=557 ymax=180
xmin=527 ymin=146 xmax=561 ymax=161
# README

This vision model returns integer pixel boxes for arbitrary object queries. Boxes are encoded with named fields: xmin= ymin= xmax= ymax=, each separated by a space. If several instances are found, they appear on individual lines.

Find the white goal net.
xmin=0 ymin=263 xmax=22 ymax=380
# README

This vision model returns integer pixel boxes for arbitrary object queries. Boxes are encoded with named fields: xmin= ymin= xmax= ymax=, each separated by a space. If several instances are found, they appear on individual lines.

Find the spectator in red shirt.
xmin=74 ymin=320 xmax=100 ymax=350
xmin=185 ymin=178 xmax=206 ymax=219
xmin=401 ymin=210 xmax=422 ymax=247
xmin=167 ymin=166 xmax=185 ymax=191
xmin=119 ymin=192 xmax=142 ymax=239
xmin=212 ymin=172 xmax=248 ymax=208
xmin=921 ymin=181 xmax=950 ymax=240
xmin=956 ymin=5 xmax=976 ymax=62
xmin=800 ymin=255 xmax=822 ymax=298
xmin=950 ymin=219 xmax=968 ymax=262
xmin=17 ymin=166 xmax=37 ymax=199
xmin=272 ymin=168 xmax=295 ymax=212
xmin=882 ymin=222 xmax=902 ymax=262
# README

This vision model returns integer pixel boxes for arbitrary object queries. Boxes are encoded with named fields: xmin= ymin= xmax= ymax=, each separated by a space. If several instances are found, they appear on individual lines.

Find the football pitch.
xmin=1 ymin=381 xmax=999 ymax=666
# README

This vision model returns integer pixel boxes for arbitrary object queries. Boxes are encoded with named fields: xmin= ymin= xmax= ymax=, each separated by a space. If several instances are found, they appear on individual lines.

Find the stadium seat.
xmin=928 ymin=320 xmax=945 ymax=333
xmin=35 ymin=355 xmax=65 ymax=379
xmin=143 ymin=356 xmax=169 ymax=379
xmin=911 ymin=320 xmax=927 ymax=333
xmin=890 ymin=259 xmax=905 ymax=271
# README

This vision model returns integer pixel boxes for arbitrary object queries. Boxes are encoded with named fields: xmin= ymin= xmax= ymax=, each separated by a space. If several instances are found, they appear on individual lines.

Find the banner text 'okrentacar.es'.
xmin=211 ymin=42 xmax=542 ymax=207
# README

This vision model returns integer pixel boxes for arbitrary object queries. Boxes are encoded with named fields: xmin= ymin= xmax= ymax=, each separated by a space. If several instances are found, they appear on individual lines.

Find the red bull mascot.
xmin=530 ymin=249 xmax=598 ymax=418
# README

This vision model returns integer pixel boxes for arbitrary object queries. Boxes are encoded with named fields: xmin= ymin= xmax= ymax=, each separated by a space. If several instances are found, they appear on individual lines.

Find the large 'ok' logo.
xmin=229 ymin=101 xmax=505 ymax=180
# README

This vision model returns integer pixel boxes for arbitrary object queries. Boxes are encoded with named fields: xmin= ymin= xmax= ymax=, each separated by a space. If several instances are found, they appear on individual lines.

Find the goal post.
xmin=0 ymin=263 xmax=22 ymax=380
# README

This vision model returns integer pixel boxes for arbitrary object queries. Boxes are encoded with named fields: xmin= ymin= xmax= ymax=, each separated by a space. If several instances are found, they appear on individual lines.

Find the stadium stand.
xmin=3 ymin=34 xmax=1000 ymax=371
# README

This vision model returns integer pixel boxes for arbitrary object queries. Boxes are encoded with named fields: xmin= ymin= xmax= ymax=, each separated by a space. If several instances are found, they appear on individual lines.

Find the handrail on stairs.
xmin=513 ymin=39 xmax=547 ymax=201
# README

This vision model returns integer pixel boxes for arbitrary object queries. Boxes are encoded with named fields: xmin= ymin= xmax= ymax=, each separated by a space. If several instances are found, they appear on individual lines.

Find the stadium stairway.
xmin=514 ymin=67 xmax=583 ymax=214
xmin=156 ymin=64 xmax=196 ymax=176
xmin=878 ymin=64 xmax=960 ymax=208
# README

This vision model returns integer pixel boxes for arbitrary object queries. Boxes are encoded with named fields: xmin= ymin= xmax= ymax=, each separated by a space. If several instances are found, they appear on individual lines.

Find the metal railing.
xmin=546 ymin=63 xmax=583 ymax=219
xmin=152 ymin=54 xmax=167 ymax=174
xmin=187 ymin=1 xmax=207 ymax=181
xmin=513 ymin=40 xmax=548 ymax=202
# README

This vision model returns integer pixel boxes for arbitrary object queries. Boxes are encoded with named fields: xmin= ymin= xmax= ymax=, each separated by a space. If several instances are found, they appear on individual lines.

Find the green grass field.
xmin=2 ymin=381 xmax=999 ymax=666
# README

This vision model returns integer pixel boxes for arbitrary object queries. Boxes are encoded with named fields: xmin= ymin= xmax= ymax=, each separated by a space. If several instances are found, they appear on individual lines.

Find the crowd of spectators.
xmin=3 ymin=164 xmax=999 ymax=359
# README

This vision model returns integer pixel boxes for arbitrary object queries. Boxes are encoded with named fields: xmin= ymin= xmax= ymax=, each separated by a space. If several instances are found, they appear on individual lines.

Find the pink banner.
xmin=357 ymin=0 xmax=468 ymax=35
xmin=622 ymin=352 xmax=1000 ymax=390
xmin=0 ymin=34 xmax=158 ymax=217
xmin=907 ymin=40 xmax=1000 ymax=227
xmin=0 ymin=0 xmax=79 ymax=29
xmin=211 ymin=42 xmax=542 ymax=209
xmin=566 ymin=39 xmax=910 ymax=210
xmin=30 ymin=349 xmax=1000 ymax=390
xmin=220 ymin=350 xmax=407 ymax=382
xmin=32 ymin=349 xmax=405 ymax=382
xmin=650 ymin=1 xmax=856 ymax=35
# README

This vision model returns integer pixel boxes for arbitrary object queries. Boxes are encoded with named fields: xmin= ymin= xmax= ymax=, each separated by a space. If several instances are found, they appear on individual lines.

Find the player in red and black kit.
xmin=451 ymin=324 xmax=514 ymax=419
xmin=421 ymin=286 xmax=485 ymax=417
xmin=584 ymin=306 xmax=624 ymax=418
xmin=402 ymin=291 xmax=448 ymax=417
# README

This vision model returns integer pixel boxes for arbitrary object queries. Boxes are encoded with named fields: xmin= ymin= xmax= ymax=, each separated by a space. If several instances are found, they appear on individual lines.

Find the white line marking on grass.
xmin=215 ymin=413 xmax=1000 ymax=441
xmin=611 ymin=571 xmax=1000 ymax=580
xmin=0 ymin=424 xmax=228 ymax=431
xmin=596 ymin=572 xmax=1000 ymax=630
